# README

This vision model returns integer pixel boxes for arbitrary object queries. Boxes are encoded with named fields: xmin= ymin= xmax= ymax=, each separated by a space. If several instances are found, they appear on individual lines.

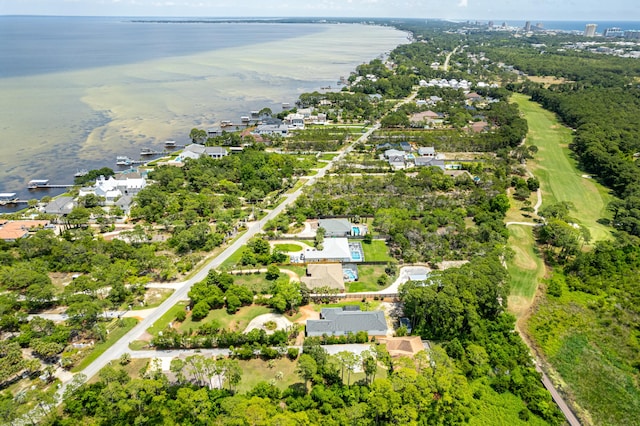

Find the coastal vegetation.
xmin=5 ymin=17 xmax=640 ymax=425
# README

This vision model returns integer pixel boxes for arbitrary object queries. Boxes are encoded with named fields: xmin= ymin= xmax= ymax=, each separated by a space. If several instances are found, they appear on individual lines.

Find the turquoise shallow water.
xmin=0 ymin=18 xmax=409 ymax=202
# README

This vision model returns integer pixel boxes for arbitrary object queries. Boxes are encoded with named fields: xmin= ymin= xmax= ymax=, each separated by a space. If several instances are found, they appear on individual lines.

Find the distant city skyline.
xmin=0 ymin=0 xmax=638 ymax=21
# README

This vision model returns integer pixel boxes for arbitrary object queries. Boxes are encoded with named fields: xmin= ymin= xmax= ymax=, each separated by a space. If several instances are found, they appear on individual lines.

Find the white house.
xmin=79 ymin=173 xmax=147 ymax=205
xmin=182 ymin=144 xmax=228 ymax=160
xmin=254 ymin=124 xmax=289 ymax=136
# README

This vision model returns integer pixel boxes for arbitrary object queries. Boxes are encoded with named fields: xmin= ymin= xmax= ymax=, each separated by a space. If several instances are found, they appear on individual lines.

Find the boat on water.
xmin=0 ymin=193 xmax=19 ymax=205
xmin=140 ymin=148 xmax=155 ymax=156
xmin=74 ymin=169 xmax=88 ymax=178
xmin=116 ymin=156 xmax=131 ymax=166
xmin=28 ymin=179 xmax=49 ymax=189
xmin=164 ymin=140 xmax=177 ymax=148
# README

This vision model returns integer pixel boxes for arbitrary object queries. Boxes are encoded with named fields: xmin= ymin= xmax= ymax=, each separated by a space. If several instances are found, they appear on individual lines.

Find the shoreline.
xmin=0 ymin=22 xmax=410 ymax=210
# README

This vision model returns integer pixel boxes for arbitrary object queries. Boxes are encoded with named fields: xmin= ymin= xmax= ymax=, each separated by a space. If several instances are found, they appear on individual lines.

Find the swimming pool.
xmin=352 ymin=226 xmax=360 ymax=236
xmin=351 ymin=251 xmax=361 ymax=261
xmin=344 ymin=269 xmax=357 ymax=281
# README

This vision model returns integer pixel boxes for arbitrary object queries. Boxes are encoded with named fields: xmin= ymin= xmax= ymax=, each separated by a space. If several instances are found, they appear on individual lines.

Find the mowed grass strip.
xmin=512 ymin=94 xmax=613 ymax=242
xmin=507 ymin=225 xmax=545 ymax=300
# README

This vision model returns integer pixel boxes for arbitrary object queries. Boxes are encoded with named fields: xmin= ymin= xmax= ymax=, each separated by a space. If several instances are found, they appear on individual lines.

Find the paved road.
xmin=61 ymin=120 xmax=381 ymax=391
xmin=443 ymin=46 xmax=460 ymax=72
xmin=537 ymin=365 xmax=582 ymax=426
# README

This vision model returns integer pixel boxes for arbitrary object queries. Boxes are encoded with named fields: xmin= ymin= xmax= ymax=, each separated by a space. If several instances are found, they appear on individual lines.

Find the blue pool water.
xmin=351 ymin=251 xmax=362 ymax=261
xmin=352 ymin=226 xmax=360 ymax=236
xmin=344 ymin=270 xmax=357 ymax=281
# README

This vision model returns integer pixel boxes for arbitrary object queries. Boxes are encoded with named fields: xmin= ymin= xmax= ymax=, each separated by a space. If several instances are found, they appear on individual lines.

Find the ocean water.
xmin=0 ymin=17 xmax=409 ymax=204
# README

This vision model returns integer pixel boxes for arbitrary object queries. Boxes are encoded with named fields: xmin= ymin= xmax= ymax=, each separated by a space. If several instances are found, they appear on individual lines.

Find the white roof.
xmin=304 ymin=238 xmax=351 ymax=262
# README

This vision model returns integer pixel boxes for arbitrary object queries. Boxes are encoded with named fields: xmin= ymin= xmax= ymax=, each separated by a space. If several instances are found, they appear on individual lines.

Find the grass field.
xmin=275 ymin=243 xmax=308 ymax=252
xmin=346 ymin=264 xmax=389 ymax=292
xmin=234 ymin=358 xmax=300 ymax=393
xmin=506 ymin=225 xmax=545 ymax=317
xmin=177 ymin=305 xmax=271 ymax=333
xmin=527 ymin=284 xmax=640 ymax=425
xmin=512 ymin=94 xmax=613 ymax=242
xmin=359 ymin=239 xmax=395 ymax=262
xmin=230 ymin=271 xmax=272 ymax=294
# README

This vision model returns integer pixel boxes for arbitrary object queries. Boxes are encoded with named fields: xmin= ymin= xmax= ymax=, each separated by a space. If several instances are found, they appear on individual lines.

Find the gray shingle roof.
xmin=306 ymin=307 xmax=388 ymax=336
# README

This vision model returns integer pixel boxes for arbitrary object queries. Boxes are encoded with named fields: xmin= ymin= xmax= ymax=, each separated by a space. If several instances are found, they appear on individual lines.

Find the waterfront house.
xmin=284 ymin=113 xmax=305 ymax=129
xmin=44 ymin=197 xmax=76 ymax=216
xmin=253 ymin=124 xmax=289 ymax=137
xmin=79 ymin=173 xmax=147 ymax=205
xmin=306 ymin=306 xmax=388 ymax=337
xmin=182 ymin=144 xmax=228 ymax=160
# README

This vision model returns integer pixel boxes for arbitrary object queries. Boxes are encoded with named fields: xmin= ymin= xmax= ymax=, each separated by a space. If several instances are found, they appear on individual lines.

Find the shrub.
xmin=191 ymin=301 xmax=210 ymax=321
xmin=175 ymin=310 xmax=186 ymax=322
xmin=287 ymin=347 xmax=300 ymax=359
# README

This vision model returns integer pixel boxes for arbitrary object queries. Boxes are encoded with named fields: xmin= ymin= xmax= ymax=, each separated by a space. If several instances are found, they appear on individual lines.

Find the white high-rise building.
xmin=584 ymin=24 xmax=597 ymax=37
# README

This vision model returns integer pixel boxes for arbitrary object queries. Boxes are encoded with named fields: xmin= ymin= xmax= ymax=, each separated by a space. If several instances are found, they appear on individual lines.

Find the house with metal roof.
xmin=306 ymin=306 xmax=388 ymax=337
xmin=318 ymin=218 xmax=353 ymax=237
xmin=303 ymin=238 xmax=364 ymax=263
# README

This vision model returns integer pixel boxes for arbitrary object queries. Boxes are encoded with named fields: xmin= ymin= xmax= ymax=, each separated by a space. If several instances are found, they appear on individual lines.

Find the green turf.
xmin=177 ymin=304 xmax=271 ymax=333
xmin=506 ymin=225 xmax=545 ymax=300
xmin=72 ymin=318 xmax=138 ymax=372
xmin=512 ymin=94 xmax=613 ymax=242
xmin=346 ymin=265 xmax=388 ymax=292
xmin=274 ymin=243 xmax=305 ymax=252
xmin=147 ymin=301 xmax=189 ymax=336
xmin=229 ymin=271 xmax=272 ymax=294
xmin=358 ymin=239 xmax=395 ymax=262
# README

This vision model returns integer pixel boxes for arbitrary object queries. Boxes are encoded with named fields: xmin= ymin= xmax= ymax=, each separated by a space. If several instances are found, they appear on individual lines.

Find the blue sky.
xmin=0 ymin=0 xmax=638 ymax=21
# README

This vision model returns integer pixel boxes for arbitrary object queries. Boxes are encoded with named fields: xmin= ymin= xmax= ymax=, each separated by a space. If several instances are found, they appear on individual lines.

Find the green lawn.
xmin=72 ymin=318 xmax=138 ymax=372
xmin=512 ymin=94 xmax=613 ymax=242
xmin=358 ymin=239 xmax=394 ymax=262
xmin=147 ymin=301 xmax=189 ymax=336
xmin=230 ymin=271 xmax=272 ymax=294
xmin=177 ymin=304 xmax=271 ymax=333
xmin=347 ymin=265 xmax=388 ymax=293
xmin=318 ymin=153 xmax=338 ymax=161
xmin=235 ymin=358 xmax=301 ymax=393
xmin=507 ymin=225 xmax=545 ymax=300
xmin=506 ymin=224 xmax=546 ymax=318
xmin=275 ymin=243 xmax=305 ymax=252
xmin=218 ymin=246 xmax=245 ymax=271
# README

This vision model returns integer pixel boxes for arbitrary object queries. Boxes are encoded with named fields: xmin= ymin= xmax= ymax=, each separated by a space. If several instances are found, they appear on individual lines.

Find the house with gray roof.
xmin=182 ymin=144 xmax=228 ymax=160
xmin=418 ymin=146 xmax=436 ymax=157
xmin=254 ymin=124 xmax=289 ymax=136
xmin=318 ymin=218 xmax=353 ymax=237
xmin=306 ymin=306 xmax=388 ymax=337
xmin=44 ymin=196 xmax=76 ymax=216
xmin=414 ymin=157 xmax=445 ymax=170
